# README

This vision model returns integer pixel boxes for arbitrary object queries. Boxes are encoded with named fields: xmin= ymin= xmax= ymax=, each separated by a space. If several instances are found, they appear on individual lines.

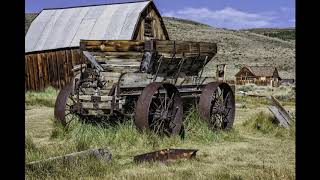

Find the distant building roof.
xmin=25 ymin=1 xmax=151 ymax=53
xmin=247 ymin=66 xmax=278 ymax=77
xmin=235 ymin=66 xmax=280 ymax=78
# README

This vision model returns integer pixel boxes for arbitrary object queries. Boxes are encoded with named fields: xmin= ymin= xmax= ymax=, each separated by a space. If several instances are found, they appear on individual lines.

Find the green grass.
xmin=242 ymin=111 xmax=295 ymax=139
xmin=25 ymin=87 xmax=58 ymax=108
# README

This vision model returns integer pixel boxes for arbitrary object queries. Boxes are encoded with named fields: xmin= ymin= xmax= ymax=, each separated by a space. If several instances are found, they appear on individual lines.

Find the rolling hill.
xmin=25 ymin=14 xmax=295 ymax=79
xmin=240 ymin=28 xmax=295 ymax=42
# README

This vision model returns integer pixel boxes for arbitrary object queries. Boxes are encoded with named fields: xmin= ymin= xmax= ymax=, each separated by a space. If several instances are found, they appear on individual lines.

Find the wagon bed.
xmin=80 ymin=40 xmax=217 ymax=75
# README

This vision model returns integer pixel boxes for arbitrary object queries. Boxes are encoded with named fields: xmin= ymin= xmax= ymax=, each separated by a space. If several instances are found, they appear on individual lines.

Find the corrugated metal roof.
xmin=25 ymin=1 xmax=150 ymax=53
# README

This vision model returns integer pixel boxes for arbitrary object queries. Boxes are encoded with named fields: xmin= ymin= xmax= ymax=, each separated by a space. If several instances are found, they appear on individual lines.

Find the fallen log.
xmin=26 ymin=148 xmax=112 ymax=169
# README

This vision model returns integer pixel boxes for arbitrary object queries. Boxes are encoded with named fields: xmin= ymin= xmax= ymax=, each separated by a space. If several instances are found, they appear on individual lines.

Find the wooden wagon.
xmin=54 ymin=40 xmax=235 ymax=136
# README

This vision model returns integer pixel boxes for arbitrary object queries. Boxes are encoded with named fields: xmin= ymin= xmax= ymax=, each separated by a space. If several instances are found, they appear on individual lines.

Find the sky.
xmin=25 ymin=0 xmax=295 ymax=29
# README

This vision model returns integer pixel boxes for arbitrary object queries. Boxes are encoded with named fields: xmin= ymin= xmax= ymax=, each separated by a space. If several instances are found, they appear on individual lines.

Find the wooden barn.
xmin=25 ymin=0 xmax=169 ymax=91
xmin=235 ymin=66 xmax=281 ymax=86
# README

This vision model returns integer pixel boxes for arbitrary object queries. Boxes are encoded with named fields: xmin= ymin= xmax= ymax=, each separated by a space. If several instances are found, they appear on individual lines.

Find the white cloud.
xmin=163 ymin=7 xmax=277 ymax=29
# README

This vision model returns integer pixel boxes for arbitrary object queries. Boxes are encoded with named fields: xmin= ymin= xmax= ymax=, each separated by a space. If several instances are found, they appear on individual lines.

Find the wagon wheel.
xmin=54 ymin=82 xmax=79 ymax=126
xmin=199 ymin=82 xmax=235 ymax=129
xmin=134 ymin=82 xmax=183 ymax=136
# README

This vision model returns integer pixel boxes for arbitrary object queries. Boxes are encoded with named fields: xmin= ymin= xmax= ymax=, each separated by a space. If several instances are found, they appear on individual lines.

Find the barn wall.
xmin=25 ymin=48 xmax=83 ymax=91
xmin=135 ymin=5 xmax=169 ymax=40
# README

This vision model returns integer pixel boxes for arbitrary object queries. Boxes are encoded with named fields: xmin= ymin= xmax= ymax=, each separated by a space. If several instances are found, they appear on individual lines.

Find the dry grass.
xmin=25 ymin=88 xmax=295 ymax=179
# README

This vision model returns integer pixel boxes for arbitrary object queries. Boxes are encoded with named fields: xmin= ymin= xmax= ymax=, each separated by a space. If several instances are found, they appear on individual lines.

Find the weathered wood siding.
xmin=25 ymin=48 xmax=83 ymax=91
xmin=134 ymin=4 xmax=169 ymax=40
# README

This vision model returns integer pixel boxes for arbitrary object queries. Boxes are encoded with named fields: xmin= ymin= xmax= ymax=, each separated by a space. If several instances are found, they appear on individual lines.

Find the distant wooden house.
xmin=235 ymin=66 xmax=280 ymax=86
xmin=25 ymin=0 xmax=169 ymax=91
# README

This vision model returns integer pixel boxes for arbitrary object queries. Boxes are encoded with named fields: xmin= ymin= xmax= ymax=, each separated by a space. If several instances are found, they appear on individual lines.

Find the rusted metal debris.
xmin=134 ymin=148 xmax=198 ymax=163
xmin=267 ymin=95 xmax=294 ymax=128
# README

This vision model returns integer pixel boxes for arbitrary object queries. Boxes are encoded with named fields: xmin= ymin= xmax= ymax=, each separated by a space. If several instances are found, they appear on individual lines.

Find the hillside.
xmin=25 ymin=13 xmax=295 ymax=79
xmin=162 ymin=17 xmax=295 ymax=79
xmin=25 ymin=13 xmax=38 ymax=34
xmin=241 ymin=28 xmax=295 ymax=42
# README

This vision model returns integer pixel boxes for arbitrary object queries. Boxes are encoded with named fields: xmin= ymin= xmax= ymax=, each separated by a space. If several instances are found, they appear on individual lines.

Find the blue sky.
xmin=25 ymin=0 xmax=295 ymax=29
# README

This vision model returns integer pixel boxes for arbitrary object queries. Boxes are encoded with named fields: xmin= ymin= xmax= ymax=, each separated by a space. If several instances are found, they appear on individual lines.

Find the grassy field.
xmin=25 ymin=86 xmax=295 ymax=179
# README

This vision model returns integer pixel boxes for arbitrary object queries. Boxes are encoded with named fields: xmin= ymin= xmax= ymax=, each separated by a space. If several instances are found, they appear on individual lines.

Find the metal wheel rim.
xmin=199 ymin=82 xmax=235 ymax=129
xmin=54 ymin=82 xmax=78 ymax=126
xmin=134 ymin=82 xmax=183 ymax=136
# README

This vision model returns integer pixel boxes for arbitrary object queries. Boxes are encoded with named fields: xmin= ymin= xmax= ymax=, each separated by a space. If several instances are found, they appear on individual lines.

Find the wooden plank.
xmin=83 ymin=51 xmax=104 ymax=71
xmin=80 ymin=40 xmax=145 ymax=52
xmin=40 ymin=53 xmax=47 ymax=89
xmin=56 ymin=51 xmax=63 ymax=88
xmin=66 ymin=49 xmax=73 ymax=82
xmin=269 ymin=95 xmax=294 ymax=124
xmin=154 ymin=41 xmax=217 ymax=54
xmin=45 ymin=53 xmax=50 ymax=89
xmin=59 ymin=50 xmax=66 ymax=87
xmin=74 ymin=49 xmax=80 ymax=65
xmin=27 ymin=56 xmax=32 ymax=91
xmin=78 ymin=95 xmax=113 ymax=101
xmin=95 ymin=58 xmax=141 ymax=63
xmin=26 ymin=56 xmax=30 ymax=90
xmin=66 ymin=50 xmax=73 ymax=82
xmin=36 ymin=54 xmax=43 ymax=90
xmin=91 ymin=51 xmax=143 ymax=59
xmin=81 ymin=102 xmax=112 ymax=109
xmin=31 ymin=55 xmax=39 ymax=91
xmin=268 ymin=106 xmax=289 ymax=128
xmin=40 ymin=53 xmax=46 ymax=90
xmin=26 ymin=148 xmax=112 ymax=169
xmin=25 ymin=56 xmax=29 ymax=90
xmin=28 ymin=55 xmax=35 ymax=91
xmin=71 ymin=49 xmax=76 ymax=67
xmin=61 ymin=50 xmax=67 ymax=86
xmin=55 ymin=51 xmax=62 ymax=88
xmin=52 ymin=52 xmax=58 ymax=88
xmin=47 ymin=53 xmax=53 ymax=87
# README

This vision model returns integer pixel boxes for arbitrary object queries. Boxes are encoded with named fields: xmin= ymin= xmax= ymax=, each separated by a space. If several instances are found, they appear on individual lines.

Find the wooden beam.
xmin=268 ymin=95 xmax=294 ymax=125
xmin=26 ymin=148 xmax=112 ymax=169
